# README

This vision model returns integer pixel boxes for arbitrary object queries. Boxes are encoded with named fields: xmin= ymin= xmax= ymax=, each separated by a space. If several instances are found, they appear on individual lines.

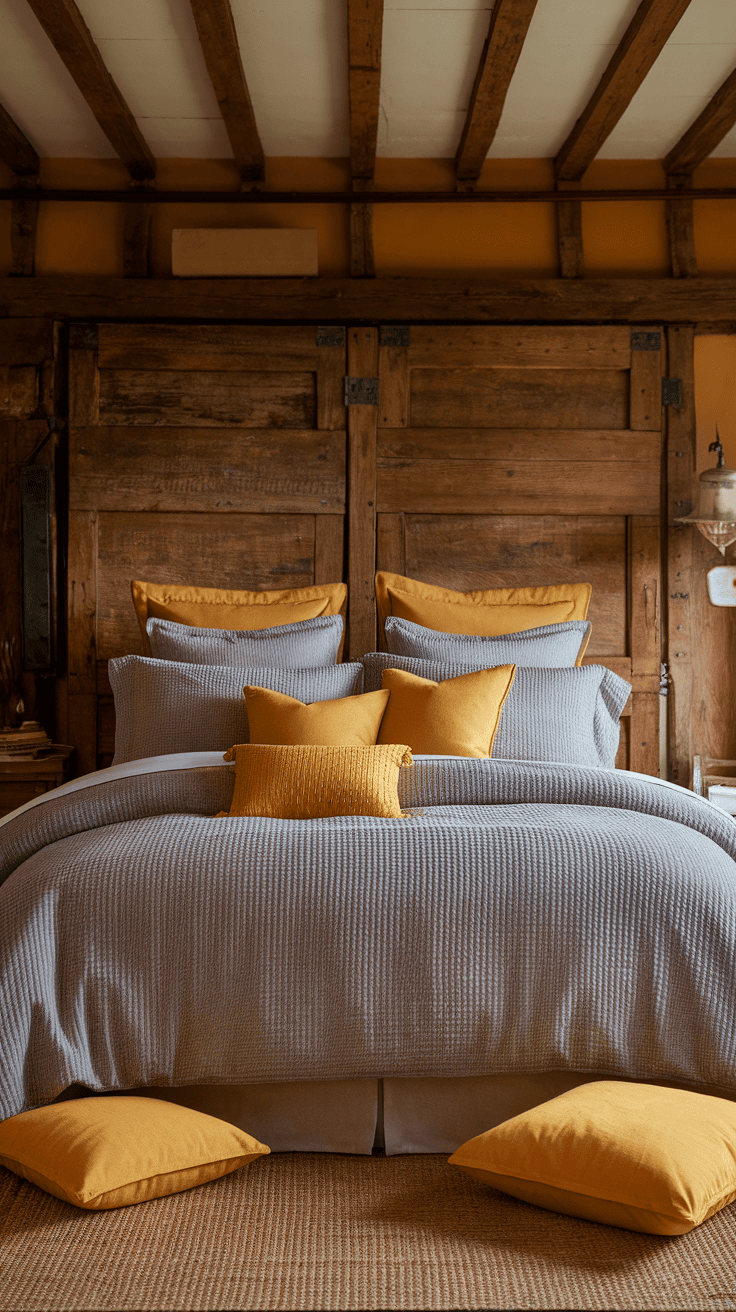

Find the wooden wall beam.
xmin=0 ymin=100 xmax=39 ymax=177
xmin=665 ymin=64 xmax=736 ymax=175
xmin=666 ymin=173 xmax=697 ymax=278
xmin=188 ymin=0 xmax=264 ymax=184
xmin=348 ymin=0 xmax=384 ymax=180
xmin=665 ymin=324 xmax=695 ymax=787
xmin=24 ymin=0 xmax=155 ymax=182
xmin=7 ymin=275 xmax=736 ymax=322
xmin=556 ymin=183 xmax=584 ymax=278
xmin=455 ymin=0 xmax=539 ymax=184
xmin=10 ymin=193 xmax=39 ymax=278
xmin=555 ymin=0 xmax=694 ymax=181
xmin=123 ymin=200 xmax=152 ymax=279
xmin=347 ymin=327 xmax=378 ymax=658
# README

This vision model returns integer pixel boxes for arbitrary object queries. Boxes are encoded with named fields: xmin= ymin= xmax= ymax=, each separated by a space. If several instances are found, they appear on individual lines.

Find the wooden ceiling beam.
xmin=348 ymin=0 xmax=385 ymax=180
xmin=188 ymin=0 xmax=264 ymax=184
xmin=24 ymin=0 xmax=155 ymax=182
xmin=456 ymin=0 xmax=539 ymax=184
xmin=665 ymin=65 xmax=736 ymax=175
xmin=0 ymin=101 xmax=39 ymax=178
xmin=555 ymin=0 xmax=694 ymax=182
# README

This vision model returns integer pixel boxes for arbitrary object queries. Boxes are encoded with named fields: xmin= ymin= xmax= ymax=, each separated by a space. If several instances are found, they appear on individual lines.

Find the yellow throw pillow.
xmin=131 ymin=580 xmax=347 ymax=654
xmin=0 ymin=1096 xmax=269 ymax=1211
xmin=448 ymin=1081 xmax=736 ymax=1235
xmin=377 ymin=666 xmax=516 ymax=758
xmin=243 ymin=685 xmax=389 ymax=747
xmin=219 ymin=743 xmax=412 ymax=819
xmin=375 ymin=571 xmax=591 ymax=642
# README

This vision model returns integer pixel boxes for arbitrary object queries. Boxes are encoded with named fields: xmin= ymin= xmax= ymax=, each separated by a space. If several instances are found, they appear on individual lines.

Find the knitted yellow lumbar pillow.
xmin=220 ymin=743 xmax=412 ymax=819
xmin=0 ymin=1096 xmax=270 ymax=1210
xmin=448 ymin=1080 xmax=736 ymax=1235
xmin=243 ymin=685 xmax=390 ymax=746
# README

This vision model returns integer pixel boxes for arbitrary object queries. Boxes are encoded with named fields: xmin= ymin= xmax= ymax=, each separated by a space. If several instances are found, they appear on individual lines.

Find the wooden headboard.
xmin=64 ymin=322 xmax=662 ymax=776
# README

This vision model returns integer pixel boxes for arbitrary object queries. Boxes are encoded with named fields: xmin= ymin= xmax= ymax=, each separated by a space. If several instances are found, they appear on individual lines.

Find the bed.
xmin=2 ymin=747 xmax=736 ymax=1154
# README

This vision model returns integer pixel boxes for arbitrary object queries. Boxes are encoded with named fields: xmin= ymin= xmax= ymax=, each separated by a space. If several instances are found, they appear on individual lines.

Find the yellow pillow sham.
xmin=131 ymin=580 xmax=347 ymax=654
xmin=244 ymin=685 xmax=389 ymax=747
xmin=449 ymin=1081 xmax=736 ymax=1235
xmin=377 ymin=666 xmax=516 ymax=757
xmin=0 ymin=1096 xmax=269 ymax=1210
xmin=219 ymin=743 xmax=412 ymax=819
xmin=375 ymin=571 xmax=592 ymax=642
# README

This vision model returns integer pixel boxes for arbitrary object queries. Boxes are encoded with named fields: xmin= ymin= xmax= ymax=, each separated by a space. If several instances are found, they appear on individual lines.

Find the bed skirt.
xmin=56 ymin=1071 xmax=736 ymax=1155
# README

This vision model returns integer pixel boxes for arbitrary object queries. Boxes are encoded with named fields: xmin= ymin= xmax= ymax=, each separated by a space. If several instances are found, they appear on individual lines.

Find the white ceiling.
xmin=0 ymin=0 xmax=734 ymax=164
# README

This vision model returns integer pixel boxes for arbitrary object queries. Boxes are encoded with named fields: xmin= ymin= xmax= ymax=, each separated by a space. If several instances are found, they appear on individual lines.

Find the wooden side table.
xmin=0 ymin=749 xmax=75 ymax=818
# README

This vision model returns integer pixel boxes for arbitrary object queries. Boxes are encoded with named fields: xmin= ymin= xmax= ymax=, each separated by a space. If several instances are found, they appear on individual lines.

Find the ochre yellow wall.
xmin=2 ymin=156 xmax=735 ymax=279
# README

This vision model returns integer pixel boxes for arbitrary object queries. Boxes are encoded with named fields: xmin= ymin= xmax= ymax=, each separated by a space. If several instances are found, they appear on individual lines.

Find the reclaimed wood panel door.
xmin=367 ymin=325 xmax=664 ymax=775
xmin=67 ymin=323 xmax=346 ymax=772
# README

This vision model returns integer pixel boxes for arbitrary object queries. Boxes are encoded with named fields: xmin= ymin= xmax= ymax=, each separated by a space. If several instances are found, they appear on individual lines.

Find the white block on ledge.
xmin=172 ymin=228 xmax=318 ymax=277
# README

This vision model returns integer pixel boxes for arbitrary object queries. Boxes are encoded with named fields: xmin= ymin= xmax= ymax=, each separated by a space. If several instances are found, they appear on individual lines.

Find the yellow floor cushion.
xmin=449 ymin=1080 xmax=736 ymax=1235
xmin=0 ymin=1096 xmax=269 ymax=1210
xmin=375 ymin=571 xmax=591 ymax=643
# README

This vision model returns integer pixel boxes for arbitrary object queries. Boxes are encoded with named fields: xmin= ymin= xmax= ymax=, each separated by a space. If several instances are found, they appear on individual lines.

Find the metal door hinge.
xmin=345 ymin=376 xmax=379 ymax=405
xmin=380 ymin=326 xmax=410 ymax=347
xmin=631 ymin=330 xmax=661 ymax=351
xmin=662 ymin=377 xmax=682 ymax=408
xmin=659 ymin=662 xmax=669 ymax=694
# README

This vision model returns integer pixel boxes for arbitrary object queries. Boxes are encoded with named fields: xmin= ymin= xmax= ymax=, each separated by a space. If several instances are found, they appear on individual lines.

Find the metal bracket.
xmin=662 ymin=377 xmax=682 ymax=409
xmin=631 ymin=330 xmax=661 ymax=351
xmin=316 ymin=326 xmax=345 ymax=347
xmin=345 ymin=376 xmax=379 ymax=406
xmin=659 ymin=661 xmax=669 ymax=694
xmin=380 ymin=326 xmax=410 ymax=348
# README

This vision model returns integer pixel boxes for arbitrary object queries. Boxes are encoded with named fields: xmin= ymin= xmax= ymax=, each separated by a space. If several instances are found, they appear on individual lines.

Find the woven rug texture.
xmin=0 ymin=1153 xmax=735 ymax=1312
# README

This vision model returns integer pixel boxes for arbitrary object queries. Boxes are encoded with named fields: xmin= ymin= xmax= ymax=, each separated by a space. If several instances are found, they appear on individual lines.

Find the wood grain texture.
xmin=0 ymin=368 xmax=37 ymax=418
xmin=0 ymin=319 xmax=56 ymax=366
xmin=455 ymin=0 xmax=539 ymax=181
xmin=350 ymin=201 xmax=375 ymax=278
xmin=556 ymin=197 xmax=584 ymax=279
xmin=123 ymin=201 xmax=152 ymax=279
xmin=98 ymin=369 xmax=316 ymax=428
xmin=666 ymin=174 xmax=697 ymax=279
xmin=409 ymin=367 xmax=629 ymax=429
xmin=316 ymin=347 xmax=346 ymax=432
xmin=347 ymin=326 xmax=378 ymax=658
xmin=378 ymin=341 xmax=409 ymax=428
xmin=377 ymin=460 xmax=659 ymax=516
xmin=314 ymin=515 xmax=345 ymax=585
xmin=555 ymin=0 xmax=694 ymax=181
xmin=664 ymin=63 xmax=736 ymax=174
xmin=70 ymin=427 xmax=345 ymax=513
xmin=376 ymin=512 xmax=405 ymax=578
xmin=347 ymin=0 xmax=384 ymax=179
xmin=629 ymin=692 xmax=660 ymax=775
xmin=67 ymin=509 xmax=97 ymax=773
xmin=666 ymin=324 xmax=695 ymax=787
xmin=629 ymin=334 xmax=663 ymax=430
xmin=406 ymin=325 xmax=631 ymax=369
xmin=6 ymin=276 xmax=736 ymax=323
xmin=378 ymin=428 xmax=661 ymax=464
xmin=401 ymin=514 xmax=627 ymax=656
xmin=95 ymin=511 xmax=317 ymax=660
xmin=10 ymin=196 xmax=38 ymax=277
xmin=24 ymin=0 xmax=155 ymax=182
xmin=98 ymin=324 xmax=337 ymax=371
xmin=188 ymin=0 xmax=264 ymax=182
xmin=69 ymin=339 xmax=99 ymax=427
xmin=0 ymin=100 xmax=39 ymax=177
xmin=629 ymin=516 xmax=661 ymax=679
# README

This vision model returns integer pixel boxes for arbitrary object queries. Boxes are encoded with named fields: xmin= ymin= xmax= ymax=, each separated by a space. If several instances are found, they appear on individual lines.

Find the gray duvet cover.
xmin=1 ymin=755 xmax=735 ymax=1119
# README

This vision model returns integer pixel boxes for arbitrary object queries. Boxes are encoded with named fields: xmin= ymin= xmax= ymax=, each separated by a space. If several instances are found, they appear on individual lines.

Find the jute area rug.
xmin=1 ymin=1153 xmax=735 ymax=1312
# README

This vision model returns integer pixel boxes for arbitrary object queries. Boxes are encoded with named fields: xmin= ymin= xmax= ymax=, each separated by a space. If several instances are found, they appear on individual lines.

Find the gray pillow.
xmin=362 ymin=653 xmax=630 ymax=769
xmin=384 ymin=616 xmax=591 ymax=666
xmin=146 ymin=613 xmax=343 ymax=668
xmin=110 ymin=656 xmax=364 ymax=764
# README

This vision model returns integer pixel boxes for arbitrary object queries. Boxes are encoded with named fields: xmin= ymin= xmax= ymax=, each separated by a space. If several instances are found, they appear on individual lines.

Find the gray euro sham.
xmin=383 ymin=615 xmax=591 ymax=666
xmin=146 ymin=613 xmax=344 ymax=668
xmin=110 ymin=655 xmax=364 ymax=764
xmin=1 ymin=755 xmax=736 ymax=1119
xmin=362 ymin=653 xmax=630 ymax=769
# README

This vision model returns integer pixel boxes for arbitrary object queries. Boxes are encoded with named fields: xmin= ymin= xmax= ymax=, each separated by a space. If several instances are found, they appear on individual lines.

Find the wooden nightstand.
xmin=0 ymin=749 xmax=75 ymax=818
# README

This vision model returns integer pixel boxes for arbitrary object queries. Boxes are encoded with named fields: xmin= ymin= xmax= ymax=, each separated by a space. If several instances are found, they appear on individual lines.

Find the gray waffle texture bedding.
xmin=146 ymin=613 xmax=344 ymax=667
xmin=0 ymin=755 xmax=735 ymax=1119
xmin=383 ymin=616 xmax=590 ymax=665
xmin=110 ymin=656 xmax=364 ymax=763
xmin=363 ymin=653 xmax=630 ymax=768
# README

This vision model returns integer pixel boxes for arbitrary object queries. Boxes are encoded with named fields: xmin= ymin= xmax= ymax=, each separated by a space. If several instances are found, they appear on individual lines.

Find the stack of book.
xmin=0 ymin=722 xmax=60 ymax=760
